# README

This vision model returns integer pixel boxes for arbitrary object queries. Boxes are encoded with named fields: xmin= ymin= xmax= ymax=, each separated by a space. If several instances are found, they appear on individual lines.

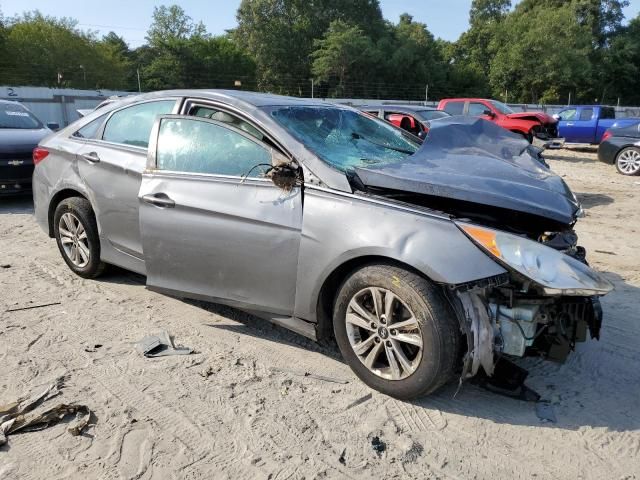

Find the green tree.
xmin=452 ymin=0 xmax=511 ymax=95
xmin=138 ymin=4 xmax=255 ymax=91
xmin=601 ymin=14 xmax=640 ymax=104
xmin=146 ymin=4 xmax=206 ymax=48
xmin=489 ymin=1 xmax=592 ymax=103
xmin=311 ymin=20 xmax=375 ymax=97
xmin=235 ymin=0 xmax=385 ymax=94
xmin=1 ymin=11 xmax=130 ymax=89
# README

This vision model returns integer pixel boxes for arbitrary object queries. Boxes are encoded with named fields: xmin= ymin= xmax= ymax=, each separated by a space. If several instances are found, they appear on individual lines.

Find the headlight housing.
xmin=457 ymin=222 xmax=613 ymax=296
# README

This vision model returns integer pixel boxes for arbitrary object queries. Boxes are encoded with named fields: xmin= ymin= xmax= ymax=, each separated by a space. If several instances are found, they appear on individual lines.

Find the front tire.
xmin=53 ymin=197 xmax=106 ymax=278
xmin=615 ymin=147 xmax=640 ymax=176
xmin=333 ymin=264 xmax=460 ymax=399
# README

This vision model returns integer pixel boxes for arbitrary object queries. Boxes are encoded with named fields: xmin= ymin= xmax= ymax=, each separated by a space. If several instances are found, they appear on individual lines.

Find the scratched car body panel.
xmin=32 ymin=90 xmax=613 ymax=399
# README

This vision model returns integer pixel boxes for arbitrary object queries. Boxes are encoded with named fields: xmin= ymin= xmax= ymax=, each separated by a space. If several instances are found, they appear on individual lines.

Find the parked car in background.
xmin=437 ymin=98 xmax=560 ymax=144
xmin=0 ymin=99 xmax=56 ymax=194
xmin=360 ymin=104 xmax=450 ymax=138
xmin=555 ymin=105 xmax=640 ymax=144
xmin=598 ymin=122 xmax=640 ymax=175
xmin=33 ymin=90 xmax=612 ymax=399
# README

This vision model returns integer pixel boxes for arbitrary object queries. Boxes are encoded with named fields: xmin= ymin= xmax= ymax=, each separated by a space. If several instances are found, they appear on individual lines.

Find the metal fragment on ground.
xmin=135 ymin=330 xmax=193 ymax=357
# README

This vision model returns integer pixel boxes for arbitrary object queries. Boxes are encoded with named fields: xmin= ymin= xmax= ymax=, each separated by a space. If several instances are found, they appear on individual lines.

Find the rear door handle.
xmin=81 ymin=152 xmax=100 ymax=163
xmin=142 ymin=193 xmax=175 ymax=208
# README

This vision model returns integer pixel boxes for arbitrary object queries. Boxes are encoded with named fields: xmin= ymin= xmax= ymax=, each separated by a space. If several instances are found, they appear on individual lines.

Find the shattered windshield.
xmin=0 ymin=103 xmax=43 ymax=129
xmin=271 ymin=106 xmax=420 ymax=171
xmin=490 ymin=100 xmax=514 ymax=115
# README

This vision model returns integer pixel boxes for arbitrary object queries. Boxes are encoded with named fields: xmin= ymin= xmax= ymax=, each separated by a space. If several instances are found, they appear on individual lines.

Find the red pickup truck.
xmin=437 ymin=98 xmax=560 ymax=143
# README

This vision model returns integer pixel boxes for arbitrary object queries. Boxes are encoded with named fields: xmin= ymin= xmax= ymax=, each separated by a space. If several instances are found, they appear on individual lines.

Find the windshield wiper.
xmin=351 ymin=132 xmax=415 ymax=155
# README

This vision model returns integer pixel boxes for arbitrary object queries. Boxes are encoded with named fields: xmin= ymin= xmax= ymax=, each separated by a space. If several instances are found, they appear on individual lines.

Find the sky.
xmin=1 ymin=0 xmax=639 ymax=47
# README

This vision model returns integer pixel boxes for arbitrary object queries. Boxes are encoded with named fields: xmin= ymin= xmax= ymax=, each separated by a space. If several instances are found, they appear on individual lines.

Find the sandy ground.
xmin=0 ymin=148 xmax=639 ymax=479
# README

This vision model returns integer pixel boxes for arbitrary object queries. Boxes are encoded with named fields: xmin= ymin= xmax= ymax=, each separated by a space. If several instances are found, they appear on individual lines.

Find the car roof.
xmin=439 ymin=98 xmax=495 ymax=102
xmin=360 ymin=104 xmax=439 ymax=112
xmin=121 ymin=89 xmax=334 ymax=109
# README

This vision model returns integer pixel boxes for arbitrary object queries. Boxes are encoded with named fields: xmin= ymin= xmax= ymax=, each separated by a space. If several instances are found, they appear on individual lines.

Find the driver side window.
xmin=560 ymin=109 xmax=577 ymax=121
xmin=155 ymin=117 xmax=272 ymax=178
xmin=468 ymin=102 xmax=489 ymax=116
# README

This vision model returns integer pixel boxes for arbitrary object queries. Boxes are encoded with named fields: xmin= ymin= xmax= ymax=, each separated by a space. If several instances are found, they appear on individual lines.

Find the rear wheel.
xmin=615 ymin=147 xmax=640 ymax=176
xmin=333 ymin=264 xmax=459 ymax=399
xmin=53 ymin=197 xmax=106 ymax=278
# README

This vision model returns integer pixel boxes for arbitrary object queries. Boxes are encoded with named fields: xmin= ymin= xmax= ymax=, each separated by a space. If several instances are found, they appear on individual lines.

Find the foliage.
xmin=0 ymin=11 xmax=129 ymax=89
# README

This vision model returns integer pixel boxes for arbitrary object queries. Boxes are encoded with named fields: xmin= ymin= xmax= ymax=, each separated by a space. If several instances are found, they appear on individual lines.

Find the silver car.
xmin=33 ymin=90 xmax=613 ymax=399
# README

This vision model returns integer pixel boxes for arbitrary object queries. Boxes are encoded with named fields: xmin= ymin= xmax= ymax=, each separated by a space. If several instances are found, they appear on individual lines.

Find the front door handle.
xmin=142 ymin=193 xmax=175 ymax=208
xmin=81 ymin=152 xmax=100 ymax=163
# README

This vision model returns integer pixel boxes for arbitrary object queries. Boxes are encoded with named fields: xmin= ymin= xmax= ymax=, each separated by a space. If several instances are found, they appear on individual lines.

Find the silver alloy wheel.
xmin=345 ymin=287 xmax=423 ymax=381
xmin=58 ymin=212 xmax=90 ymax=268
xmin=617 ymin=149 xmax=640 ymax=175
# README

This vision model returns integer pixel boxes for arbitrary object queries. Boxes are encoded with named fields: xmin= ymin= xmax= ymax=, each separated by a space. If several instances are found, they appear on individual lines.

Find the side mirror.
xmin=267 ymin=163 xmax=301 ymax=192
xmin=47 ymin=122 xmax=60 ymax=130
xmin=482 ymin=109 xmax=495 ymax=118
xmin=553 ymin=114 xmax=561 ymax=121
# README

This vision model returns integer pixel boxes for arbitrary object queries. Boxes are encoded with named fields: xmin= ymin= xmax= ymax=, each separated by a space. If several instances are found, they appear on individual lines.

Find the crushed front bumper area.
xmin=452 ymin=280 xmax=604 ymax=380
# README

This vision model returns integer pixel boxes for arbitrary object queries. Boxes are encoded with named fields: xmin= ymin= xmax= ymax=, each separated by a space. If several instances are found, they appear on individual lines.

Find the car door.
xmin=556 ymin=108 xmax=578 ymax=141
xmin=572 ymin=107 xmax=596 ymax=143
xmin=76 ymin=99 xmax=178 ymax=262
xmin=138 ymin=115 xmax=303 ymax=315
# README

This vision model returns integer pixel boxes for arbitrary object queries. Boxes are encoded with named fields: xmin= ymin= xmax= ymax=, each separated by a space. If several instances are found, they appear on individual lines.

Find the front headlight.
xmin=457 ymin=222 xmax=613 ymax=296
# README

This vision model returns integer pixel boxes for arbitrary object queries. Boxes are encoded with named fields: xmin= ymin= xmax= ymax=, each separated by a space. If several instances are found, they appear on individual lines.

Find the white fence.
xmin=0 ymin=86 xmax=133 ymax=127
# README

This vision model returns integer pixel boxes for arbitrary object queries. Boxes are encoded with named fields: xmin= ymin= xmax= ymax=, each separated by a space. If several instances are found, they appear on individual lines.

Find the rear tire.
xmin=333 ymin=264 xmax=459 ymax=399
xmin=615 ymin=147 xmax=640 ymax=176
xmin=53 ymin=197 xmax=106 ymax=279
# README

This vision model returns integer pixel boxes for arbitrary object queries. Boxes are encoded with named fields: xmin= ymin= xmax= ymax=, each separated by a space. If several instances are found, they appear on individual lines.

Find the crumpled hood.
xmin=353 ymin=117 xmax=580 ymax=225
xmin=506 ymin=111 xmax=556 ymax=125
xmin=0 ymin=128 xmax=51 ymax=154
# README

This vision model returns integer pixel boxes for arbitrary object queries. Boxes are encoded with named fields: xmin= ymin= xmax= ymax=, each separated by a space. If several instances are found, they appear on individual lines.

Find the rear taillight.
xmin=33 ymin=147 xmax=49 ymax=165
xmin=601 ymin=130 xmax=612 ymax=142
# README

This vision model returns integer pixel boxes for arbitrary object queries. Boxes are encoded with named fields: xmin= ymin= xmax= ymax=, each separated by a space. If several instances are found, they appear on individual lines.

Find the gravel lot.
xmin=1 ymin=148 xmax=639 ymax=479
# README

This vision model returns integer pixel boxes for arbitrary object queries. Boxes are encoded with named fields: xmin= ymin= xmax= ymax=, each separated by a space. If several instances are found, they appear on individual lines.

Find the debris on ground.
xmin=135 ymin=331 xmax=193 ymax=358
xmin=339 ymin=448 xmax=346 ymax=464
xmin=269 ymin=367 xmax=349 ymax=384
xmin=371 ymin=436 xmax=386 ymax=455
xmin=0 ymin=376 xmax=91 ymax=446
xmin=0 ymin=264 xmax=10 ymax=269
xmin=84 ymin=344 xmax=102 ymax=353
xmin=346 ymin=393 xmax=372 ymax=410
xmin=199 ymin=366 xmax=216 ymax=378
xmin=5 ymin=302 xmax=61 ymax=313
xmin=535 ymin=401 xmax=558 ymax=423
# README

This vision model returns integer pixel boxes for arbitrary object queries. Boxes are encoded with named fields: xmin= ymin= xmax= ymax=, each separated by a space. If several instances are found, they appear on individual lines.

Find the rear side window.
xmin=443 ymin=101 xmax=464 ymax=115
xmin=155 ymin=117 xmax=271 ymax=177
xmin=579 ymin=108 xmax=594 ymax=121
xmin=103 ymin=100 xmax=175 ymax=148
xmin=72 ymin=114 xmax=107 ymax=139
xmin=601 ymin=107 xmax=616 ymax=119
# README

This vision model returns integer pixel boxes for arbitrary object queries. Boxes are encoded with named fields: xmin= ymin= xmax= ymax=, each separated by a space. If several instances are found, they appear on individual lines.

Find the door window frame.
xmin=146 ymin=114 xmax=287 ymax=183
xmin=92 ymin=98 xmax=181 ymax=152
xmin=180 ymin=98 xmax=291 ymax=159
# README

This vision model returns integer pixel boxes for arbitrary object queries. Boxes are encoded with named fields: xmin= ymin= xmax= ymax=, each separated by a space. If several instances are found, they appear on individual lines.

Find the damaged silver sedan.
xmin=32 ymin=91 xmax=612 ymax=399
